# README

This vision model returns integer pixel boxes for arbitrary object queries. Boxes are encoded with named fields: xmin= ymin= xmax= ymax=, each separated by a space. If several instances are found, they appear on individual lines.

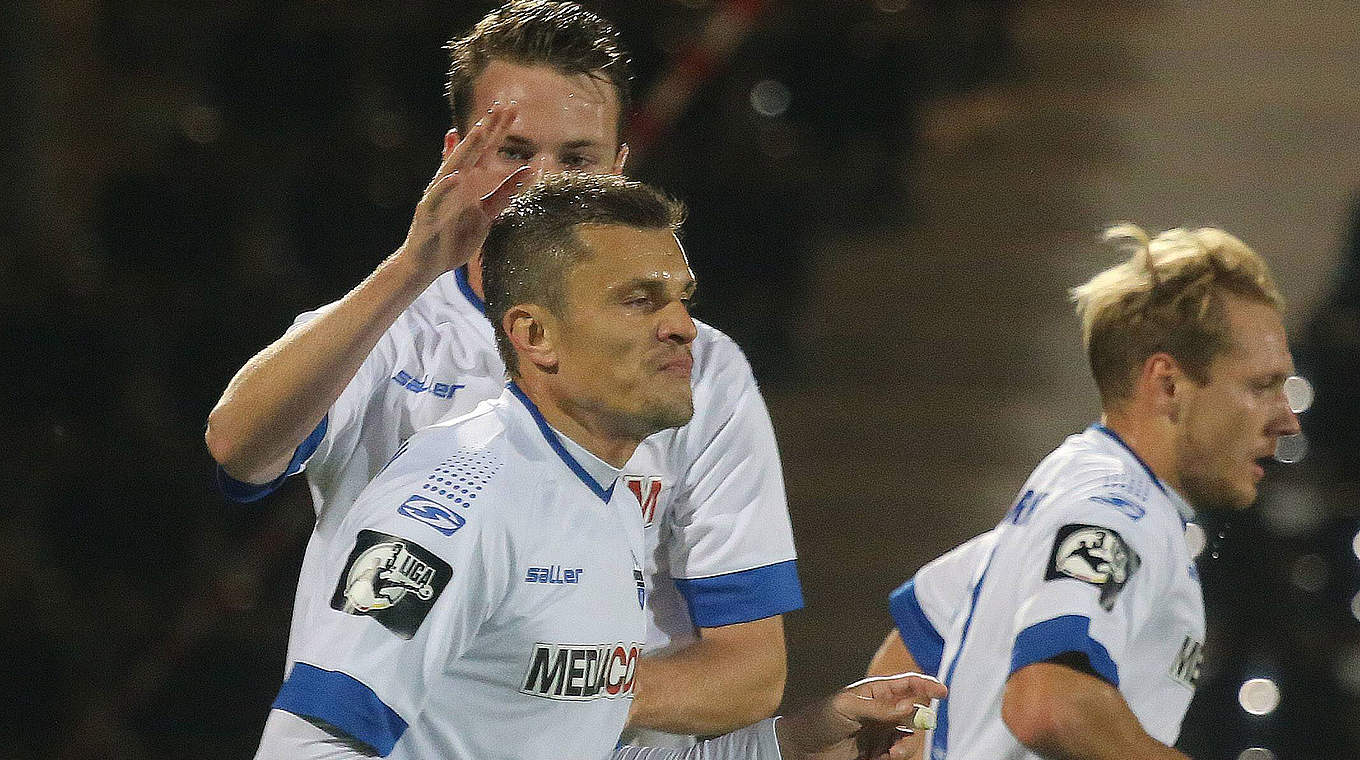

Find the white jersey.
xmin=888 ymin=425 xmax=1204 ymax=760
xmin=257 ymin=385 xmax=648 ymax=760
xmin=219 ymin=267 xmax=803 ymax=682
xmin=257 ymin=708 xmax=782 ymax=760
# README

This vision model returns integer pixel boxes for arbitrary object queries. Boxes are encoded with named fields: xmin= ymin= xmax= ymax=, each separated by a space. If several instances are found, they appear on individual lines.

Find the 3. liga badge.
xmin=331 ymin=530 xmax=451 ymax=639
xmin=1045 ymin=523 xmax=1141 ymax=611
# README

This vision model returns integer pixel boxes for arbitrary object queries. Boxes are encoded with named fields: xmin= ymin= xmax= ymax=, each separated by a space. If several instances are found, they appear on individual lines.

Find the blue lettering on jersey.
xmin=1006 ymin=490 xmax=1045 ymax=525
xmin=397 ymin=494 xmax=466 ymax=536
xmin=392 ymin=370 xmax=464 ymax=399
xmin=1090 ymin=494 xmax=1147 ymax=520
xmin=524 ymin=566 xmax=584 ymax=584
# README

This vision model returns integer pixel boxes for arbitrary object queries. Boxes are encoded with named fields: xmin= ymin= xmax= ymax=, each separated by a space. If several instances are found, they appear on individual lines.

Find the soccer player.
xmin=252 ymin=173 xmax=946 ymax=760
xmin=205 ymin=1 xmax=800 ymax=744
xmin=866 ymin=225 xmax=1302 ymax=759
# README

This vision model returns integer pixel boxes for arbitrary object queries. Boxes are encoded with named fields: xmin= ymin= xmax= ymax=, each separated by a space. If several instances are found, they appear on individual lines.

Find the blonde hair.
xmin=1071 ymin=224 xmax=1284 ymax=406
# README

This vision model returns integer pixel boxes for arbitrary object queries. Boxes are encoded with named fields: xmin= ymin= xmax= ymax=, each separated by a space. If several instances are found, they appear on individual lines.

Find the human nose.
xmin=659 ymin=300 xmax=697 ymax=344
xmin=1273 ymin=391 xmax=1302 ymax=437
xmin=533 ymin=155 xmax=554 ymax=179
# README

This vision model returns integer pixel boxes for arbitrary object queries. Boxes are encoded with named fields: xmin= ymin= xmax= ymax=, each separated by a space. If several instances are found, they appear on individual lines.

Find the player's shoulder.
xmin=405 ymin=270 xmax=478 ymax=321
xmin=292 ymin=271 xmax=484 ymax=347
xmin=689 ymin=319 xmax=759 ymax=403
xmin=1025 ymin=428 xmax=1179 ymax=538
xmin=356 ymin=399 xmax=519 ymax=520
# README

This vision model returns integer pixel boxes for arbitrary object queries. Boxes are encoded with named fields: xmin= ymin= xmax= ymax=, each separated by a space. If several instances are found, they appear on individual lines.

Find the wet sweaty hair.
xmin=1071 ymin=224 xmax=1284 ymax=407
xmin=482 ymin=172 xmax=686 ymax=375
xmin=446 ymin=1 xmax=633 ymax=140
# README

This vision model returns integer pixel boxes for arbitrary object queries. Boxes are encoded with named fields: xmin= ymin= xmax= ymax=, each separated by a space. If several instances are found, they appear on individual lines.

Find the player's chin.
xmin=1226 ymin=476 xmax=1259 ymax=510
xmin=646 ymin=392 xmax=694 ymax=432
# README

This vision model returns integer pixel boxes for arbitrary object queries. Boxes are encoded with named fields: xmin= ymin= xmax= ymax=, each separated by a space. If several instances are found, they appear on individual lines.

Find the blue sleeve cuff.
xmin=272 ymin=662 xmax=408 ymax=756
xmin=1010 ymin=614 xmax=1119 ymax=687
xmin=673 ymin=560 xmax=804 ymax=627
xmin=887 ymin=579 xmax=945 ymax=675
xmin=214 ymin=415 xmax=328 ymax=503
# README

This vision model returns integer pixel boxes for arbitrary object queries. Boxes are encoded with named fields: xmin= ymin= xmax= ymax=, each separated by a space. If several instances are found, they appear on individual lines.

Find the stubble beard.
xmin=630 ymin=394 xmax=694 ymax=439
xmin=1177 ymin=445 xmax=1255 ymax=513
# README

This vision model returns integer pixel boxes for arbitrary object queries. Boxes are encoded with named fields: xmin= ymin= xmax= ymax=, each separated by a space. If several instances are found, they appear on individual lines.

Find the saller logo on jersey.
xmin=1045 ymin=523 xmax=1141 ymax=612
xmin=330 ymin=530 xmax=451 ymax=639
xmin=521 ymin=642 xmax=643 ymax=701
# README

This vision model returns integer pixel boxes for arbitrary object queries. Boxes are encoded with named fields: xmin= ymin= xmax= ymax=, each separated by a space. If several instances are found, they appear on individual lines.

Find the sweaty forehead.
xmin=469 ymin=60 xmax=620 ymax=144
xmin=571 ymin=224 xmax=691 ymax=282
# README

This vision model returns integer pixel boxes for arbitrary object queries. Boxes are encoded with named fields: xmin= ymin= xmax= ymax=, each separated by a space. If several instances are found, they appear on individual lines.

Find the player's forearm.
xmin=206 ymin=250 xmax=440 ymax=482
xmin=627 ymin=617 xmax=786 ymax=735
xmin=1002 ymin=663 xmax=1191 ymax=760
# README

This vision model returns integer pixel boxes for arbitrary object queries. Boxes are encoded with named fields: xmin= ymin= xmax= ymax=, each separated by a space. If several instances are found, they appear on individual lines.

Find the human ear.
xmin=1141 ymin=353 xmax=1185 ymax=421
xmin=505 ymin=305 xmax=558 ymax=372
xmin=443 ymin=128 xmax=461 ymax=160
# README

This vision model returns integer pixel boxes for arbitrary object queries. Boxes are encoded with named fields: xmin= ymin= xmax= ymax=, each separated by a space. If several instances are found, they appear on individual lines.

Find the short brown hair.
xmin=482 ymin=172 xmax=686 ymax=375
xmin=446 ymin=1 xmax=632 ymax=139
xmin=1071 ymin=224 xmax=1284 ymax=406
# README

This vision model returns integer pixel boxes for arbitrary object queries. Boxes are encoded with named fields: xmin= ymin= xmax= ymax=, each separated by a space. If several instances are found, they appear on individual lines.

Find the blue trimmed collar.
xmin=1091 ymin=424 xmax=1194 ymax=522
xmin=508 ymin=382 xmax=618 ymax=502
xmin=454 ymin=265 xmax=485 ymax=315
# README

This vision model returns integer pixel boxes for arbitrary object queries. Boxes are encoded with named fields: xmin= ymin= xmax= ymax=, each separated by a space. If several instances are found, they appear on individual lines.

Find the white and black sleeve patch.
xmin=330 ymin=530 xmax=451 ymax=639
xmin=1044 ymin=523 xmax=1141 ymax=611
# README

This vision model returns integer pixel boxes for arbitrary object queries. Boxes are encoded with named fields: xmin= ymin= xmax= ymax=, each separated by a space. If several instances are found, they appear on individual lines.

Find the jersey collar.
xmin=1091 ymin=424 xmax=1194 ymax=522
xmin=454 ymin=265 xmax=486 ymax=315
xmin=508 ymin=382 xmax=619 ymax=503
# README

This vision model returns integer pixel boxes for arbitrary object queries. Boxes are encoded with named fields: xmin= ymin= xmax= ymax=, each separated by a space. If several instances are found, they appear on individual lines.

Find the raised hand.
xmin=398 ymin=103 xmax=536 ymax=276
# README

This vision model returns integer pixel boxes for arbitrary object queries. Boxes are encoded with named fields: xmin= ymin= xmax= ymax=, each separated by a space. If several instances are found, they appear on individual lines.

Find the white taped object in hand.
xmin=911 ymin=704 xmax=936 ymax=732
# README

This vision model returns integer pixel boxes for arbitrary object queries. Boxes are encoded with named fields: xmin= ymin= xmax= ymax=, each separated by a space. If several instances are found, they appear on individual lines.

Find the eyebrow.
xmin=502 ymin=135 xmax=607 ymax=152
xmin=560 ymin=138 xmax=607 ymax=151
xmin=614 ymin=276 xmax=696 ymax=296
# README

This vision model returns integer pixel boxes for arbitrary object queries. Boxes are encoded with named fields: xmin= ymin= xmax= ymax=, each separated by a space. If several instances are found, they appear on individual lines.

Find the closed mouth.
xmin=659 ymin=354 xmax=693 ymax=375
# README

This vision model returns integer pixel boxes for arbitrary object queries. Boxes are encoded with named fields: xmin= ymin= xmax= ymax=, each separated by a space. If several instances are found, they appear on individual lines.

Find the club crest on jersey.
xmin=623 ymin=475 xmax=663 ymax=527
xmin=521 ymin=642 xmax=643 ymax=700
xmin=1045 ymin=523 xmax=1141 ymax=612
xmin=1170 ymin=635 xmax=1203 ymax=690
xmin=330 ymin=530 xmax=451 ymax=639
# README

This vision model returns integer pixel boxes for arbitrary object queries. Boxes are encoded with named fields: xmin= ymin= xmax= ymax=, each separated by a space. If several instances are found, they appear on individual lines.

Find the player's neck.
xmin=1100 ymin=411 xmax=1183 ymax=494
xmin=516 ymin=376 xmax=640 ymax=469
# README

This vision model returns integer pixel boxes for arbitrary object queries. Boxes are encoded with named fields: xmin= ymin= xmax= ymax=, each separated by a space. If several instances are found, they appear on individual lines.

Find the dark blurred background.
xmin=4 ymin=1 xmax=1359 ymax=758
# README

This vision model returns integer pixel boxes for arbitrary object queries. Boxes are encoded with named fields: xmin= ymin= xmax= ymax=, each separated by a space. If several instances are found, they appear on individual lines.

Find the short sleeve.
xmin=272 ymin=465 xmax=508 ymax=755
xmin=1006 ymin=496 xmax=1161 ymax=687
xmin=665 ymin=335 xmax=802 ymax=628
xmin=888 ymin=531 xmax=997 ymax=675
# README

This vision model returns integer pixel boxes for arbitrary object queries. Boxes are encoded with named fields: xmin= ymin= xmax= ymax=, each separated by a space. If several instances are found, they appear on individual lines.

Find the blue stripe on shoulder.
xmin=887 ymin=579 xmax=945 ymax=676
xmin=673 ymin=560 xmax=803 ymax=627
xmin=272 ymin=662 xmax=408 ymax=756
xmin=1010 ymin=614 xmax=1119 ymax=686
xmin=214 ymin=415 xmax=327 ymax=503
